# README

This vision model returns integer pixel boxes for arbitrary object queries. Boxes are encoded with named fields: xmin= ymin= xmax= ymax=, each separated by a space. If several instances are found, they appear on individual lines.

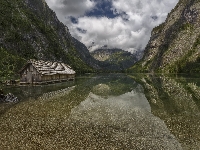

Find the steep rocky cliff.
xmin=71 ymin=37 xmax=102 ymax=70
xmin=130 ymin=0 xmax=200 ymax=73
xmin=0 ymin=0 xmax=94 ymax=77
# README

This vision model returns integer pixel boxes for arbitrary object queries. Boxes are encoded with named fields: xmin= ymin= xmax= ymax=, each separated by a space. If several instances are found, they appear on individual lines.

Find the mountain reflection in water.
xmin=0 ymin=74 xmax=199 ymax=149
xmin=66 ymin=89 xmax=181 ymax=149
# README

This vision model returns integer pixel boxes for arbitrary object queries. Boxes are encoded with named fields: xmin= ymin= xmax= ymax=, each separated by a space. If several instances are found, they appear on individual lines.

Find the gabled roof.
xmin=20 ymin=59 xmax=76 ymax=75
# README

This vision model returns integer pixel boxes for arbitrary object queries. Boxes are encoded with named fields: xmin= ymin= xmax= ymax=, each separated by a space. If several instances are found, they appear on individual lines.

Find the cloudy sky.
xmin=45 ymin=0 xmax=178 ymax=53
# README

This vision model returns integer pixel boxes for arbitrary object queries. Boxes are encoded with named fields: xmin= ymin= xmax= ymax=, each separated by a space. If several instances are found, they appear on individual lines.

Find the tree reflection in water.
xmin=0 ymin=74 xmax=199 ymax=149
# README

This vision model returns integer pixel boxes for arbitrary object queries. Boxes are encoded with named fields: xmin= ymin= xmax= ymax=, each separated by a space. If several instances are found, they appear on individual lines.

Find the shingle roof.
xmin=22 ymin=59 xmax=76 ymax=75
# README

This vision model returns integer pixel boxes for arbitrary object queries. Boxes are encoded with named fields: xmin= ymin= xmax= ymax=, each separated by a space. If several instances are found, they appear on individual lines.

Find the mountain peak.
xmin=129 ymin=0 xmax=200 ymax=73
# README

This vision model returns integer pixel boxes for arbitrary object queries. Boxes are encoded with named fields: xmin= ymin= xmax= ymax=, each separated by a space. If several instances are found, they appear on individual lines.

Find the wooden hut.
xmin=19 ymin=59 xmax=76 ymax=84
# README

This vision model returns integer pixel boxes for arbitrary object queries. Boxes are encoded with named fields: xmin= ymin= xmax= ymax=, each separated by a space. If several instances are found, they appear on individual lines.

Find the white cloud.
xmin=45 ymin=0 xmax=179 ymax=53
xmin=45 ymin=0 xmax=96 ymax=22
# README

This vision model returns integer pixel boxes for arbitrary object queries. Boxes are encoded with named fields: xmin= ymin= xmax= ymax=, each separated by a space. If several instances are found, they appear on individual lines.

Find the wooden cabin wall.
xmin=20 ymin=72 xmax=27 ymax=82
xmin=20 ymin=63 xmax=75 ymax=84
xmin=60 ymin=74 xmax=66 ymax=79
xmin=32 ymin=66 xmax=41 ymax=82
xmin=68 ymin=74 xmax=75 ymax=79
xmin=42 ymin=75 xmax=49 ymax=81
xmin=55 ymin=74 xmax=59 ymax=80
xmin=52 ymin=75 xmax=56 ymax=80
xmin=20 ymin=64 xmax=42 ymax=83
xmin=41 ymin=76 xmax=45 ymax=81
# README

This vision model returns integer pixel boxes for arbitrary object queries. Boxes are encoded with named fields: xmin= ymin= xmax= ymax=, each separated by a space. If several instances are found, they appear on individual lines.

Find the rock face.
xmin=0 ymin=93 xmax=18 ymax=103
xmin=90 ymin=48 xmax=138 ymax=71
xmin=0 ymin=0 xmax=93 ymax=74
xmin=71 ymin=37 xmax=102 ymax=70
xmin=130 ymin=0 xmax=200 ymax=73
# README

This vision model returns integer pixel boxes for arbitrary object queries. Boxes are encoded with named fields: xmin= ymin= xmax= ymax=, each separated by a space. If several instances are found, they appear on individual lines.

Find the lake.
xmin=0 ymin=73 xmax=200 ymax=149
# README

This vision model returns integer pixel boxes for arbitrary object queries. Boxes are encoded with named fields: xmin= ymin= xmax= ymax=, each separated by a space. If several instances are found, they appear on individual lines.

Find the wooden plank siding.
xmin=19 ymin=60 xmax=75 ymax=85
xmin=20 ymin=64 xmax=42 ymax=83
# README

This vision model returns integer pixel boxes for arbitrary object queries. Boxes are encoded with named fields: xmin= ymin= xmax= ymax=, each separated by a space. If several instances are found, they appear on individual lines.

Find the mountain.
xmin=72 ymin=39 xmax=138 ymax=71
xmin=0 ymin=0 xmax=94 ymax=78
xmin=129 ymin=0 xmax=200 ymax=73
xmin=91 ymin=48 xmax=138 ymax=71
xmin=71 ymin=37 xmax=102 ymax=70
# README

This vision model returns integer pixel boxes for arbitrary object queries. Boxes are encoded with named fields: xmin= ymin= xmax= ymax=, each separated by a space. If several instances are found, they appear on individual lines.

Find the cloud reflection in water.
xmin=65 ymin=85 xmax=182 ymax=149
